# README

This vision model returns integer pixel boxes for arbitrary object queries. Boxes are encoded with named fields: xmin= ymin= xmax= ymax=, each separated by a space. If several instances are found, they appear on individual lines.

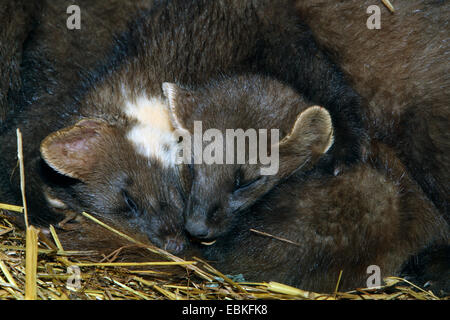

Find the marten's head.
xmin=162 ymin=75 xmax=334 ymax=242
xmin=39 ymin=96 xmax=187 ymax=254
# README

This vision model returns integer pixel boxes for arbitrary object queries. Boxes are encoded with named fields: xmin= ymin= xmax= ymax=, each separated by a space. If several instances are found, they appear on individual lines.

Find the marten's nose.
xmin=185 ymin=219 xmax=209 ymax=239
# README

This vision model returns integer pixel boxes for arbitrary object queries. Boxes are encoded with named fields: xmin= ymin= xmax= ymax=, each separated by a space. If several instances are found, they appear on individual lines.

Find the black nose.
xmin=164 ymin=237 xmax=184 ymax=254
xmin=185 ymin=219 xmax=209 ymax=239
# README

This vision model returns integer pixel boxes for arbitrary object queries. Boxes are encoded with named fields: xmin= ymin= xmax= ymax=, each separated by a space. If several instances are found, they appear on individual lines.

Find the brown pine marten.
xmin=0 ymin=0 xmax=366 ymax=253
xmin=166 ymin=73 xmax=448 ymax=293
xmin=163 ymin=75 xmax=334 ymax=240
xmin=199 ymin=139 xmax=449 ymax=293
xmin=1 ymin=0 xmax=446 ymax=293
xmin=295 ymin=0 xmax=450 ymax=222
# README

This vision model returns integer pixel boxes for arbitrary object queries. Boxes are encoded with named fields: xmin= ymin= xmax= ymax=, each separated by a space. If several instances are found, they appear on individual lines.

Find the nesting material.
xmin=24 ymin=226 xmax=39 ymax=300
xmin=381 ymin=0 xmax=395 ymax=13
xmin=0 ymin=209 xmax=447 ymax=300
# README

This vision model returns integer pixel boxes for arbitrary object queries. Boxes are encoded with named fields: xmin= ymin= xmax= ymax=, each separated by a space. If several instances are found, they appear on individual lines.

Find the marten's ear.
xmin=276 ymin=106 xmax=334 ymax=178
xmin=162 ymin=82 xmax=196 ymax=136
xmin=40 ymin=119 xmax=110 ymax=181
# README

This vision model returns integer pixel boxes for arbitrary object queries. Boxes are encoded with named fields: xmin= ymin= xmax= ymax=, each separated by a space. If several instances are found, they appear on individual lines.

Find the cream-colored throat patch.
xmin=123 ymin=94 xmax=179 ymax=167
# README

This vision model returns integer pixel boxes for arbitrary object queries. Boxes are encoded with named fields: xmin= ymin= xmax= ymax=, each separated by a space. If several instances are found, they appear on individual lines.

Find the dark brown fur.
xmin=165 ymin=74 xmax=334 ymax=239
xmin=7 ymin=0 xmax=156 ymax=125
xmin=202 ymin=142 xmax=449 ymax=292
xmin=0 ymin=0 xmax=42 ymax=123
xmin=1 ymin=1 xmax=445 ymax=292
xmin=164 ymin=72 xmax=449 ymax=292
xmin=296 ymin=0 xmax=450 ymax=220
xmin=0 ymin=0 xmax=365 ymax=254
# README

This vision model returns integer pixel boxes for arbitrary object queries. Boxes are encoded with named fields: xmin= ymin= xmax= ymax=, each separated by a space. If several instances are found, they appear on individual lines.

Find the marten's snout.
xmin=185 ymin=219 xmax=209 ymax=239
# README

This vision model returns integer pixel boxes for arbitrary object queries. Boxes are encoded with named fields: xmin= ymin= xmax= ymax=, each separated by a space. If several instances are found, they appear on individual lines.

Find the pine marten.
xmin=0 ymin=0 xmax=366 ymax=254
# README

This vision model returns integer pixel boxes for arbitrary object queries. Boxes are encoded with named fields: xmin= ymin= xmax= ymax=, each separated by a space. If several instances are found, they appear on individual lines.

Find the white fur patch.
xmin=123 ymin=93 xmax=179 ymax=167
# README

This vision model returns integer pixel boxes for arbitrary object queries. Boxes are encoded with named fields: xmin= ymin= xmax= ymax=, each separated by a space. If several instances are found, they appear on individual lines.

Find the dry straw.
xmin=382 ymin=0 xmax=395 ymax=13
xmin=0 ymin=209 xmax=447 ymax=300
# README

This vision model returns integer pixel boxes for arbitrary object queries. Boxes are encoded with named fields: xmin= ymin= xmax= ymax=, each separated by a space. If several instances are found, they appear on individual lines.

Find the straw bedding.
xmin=0 ymin=207 xmax=447 ymax=300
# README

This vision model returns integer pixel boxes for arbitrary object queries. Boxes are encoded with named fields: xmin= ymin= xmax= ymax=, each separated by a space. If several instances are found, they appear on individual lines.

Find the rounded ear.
xmin=40 ymin=119 xmax=110 ymax=181
xmin=162 ymin=82 xmax=196 ymax=136
xmin=276 ymin=106 xmax=334 ymax=177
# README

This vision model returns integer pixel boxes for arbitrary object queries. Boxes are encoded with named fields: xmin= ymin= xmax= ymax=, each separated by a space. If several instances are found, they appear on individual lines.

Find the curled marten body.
xmin=201 ymin=142 xmax=449 ymax=292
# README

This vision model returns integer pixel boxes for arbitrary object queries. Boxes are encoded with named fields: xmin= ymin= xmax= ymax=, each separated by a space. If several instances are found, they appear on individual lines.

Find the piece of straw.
xmin=0 ymin=260 xmax=19 ymax=289
xmin=334 ymin=270 xmax=343 ymax=294
xmin=266 ymin=281 xmax=325 ymax=300
xmin=250 ymin=228 xmax=300 ymax=246
xmin=109 ymin=278 xmax=151 ymax=300
xmin=16 ymin=129 xmax=29 ymax=229
xmin=25 ymin=226 xmax=40 ymax=300
xmin=381 ymin=0 xmax=395 ymax=13
xmin=49 ymin=225 xmax=64 ymax=252
xmin=0 ymin=203 xmax=23 ymax=213
xmin=193 ymin=256 xmax=248 ymax=294
xmin=0 ymin=227 xmax=13 ymax=236
xmin=72 ymin=261 xmax=196 ymax=267
xmin=384 ymin=276 xmax=439 ymax=300
xmin=81 ymin=211 xmax=214 ymax=282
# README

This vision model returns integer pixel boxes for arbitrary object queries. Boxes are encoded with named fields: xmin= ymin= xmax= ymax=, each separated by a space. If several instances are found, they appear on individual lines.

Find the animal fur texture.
xmin=0 ymin=0 xmax=365 ymax=253
xmin=296 ymin=0 xmax=450 ymax=221
xmin=0 ymin=0 xmax=447 ymax=293
xmin=201 ymin=141 xmax=449 ymax=292
xmin=164 ymin=75 xmax=336 ymax=240
xmin=0 ymin=0 xmax=42 ymax=123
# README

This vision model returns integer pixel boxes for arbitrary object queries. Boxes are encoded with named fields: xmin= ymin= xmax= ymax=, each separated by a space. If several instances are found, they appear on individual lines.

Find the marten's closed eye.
xmin=233 ymin=173 xmax=262 ymax=193
xmin=122 ymin=190 xmax=140 ymax=216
